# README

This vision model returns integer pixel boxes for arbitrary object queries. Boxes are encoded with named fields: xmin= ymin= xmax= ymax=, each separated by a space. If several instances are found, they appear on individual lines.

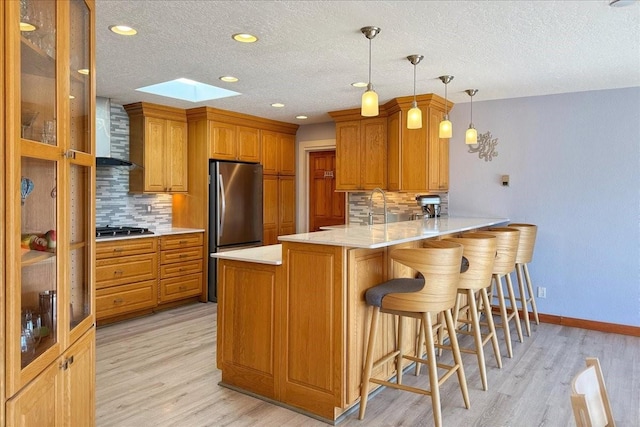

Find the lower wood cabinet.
xmin=159 ymin=233 xmax=204 ymax=303
xmin=6 ymin=328 xmax=95 ymax=427
xmin=96 ymin=232 xmax=204 ymax=323
xmin=263 ymin=175 xmax=296 ymax=245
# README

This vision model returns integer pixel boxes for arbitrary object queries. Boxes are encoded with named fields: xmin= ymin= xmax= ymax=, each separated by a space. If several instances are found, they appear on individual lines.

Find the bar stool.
xmin=443 ymin=233 xmax=502 ymax=391
xmin=480 ymin=227 xmax=523 ymax=358
xmin=507 ymin=223 xmax=539 ymax=336
xmin=359 ymin=241 xmax=469 ymax=427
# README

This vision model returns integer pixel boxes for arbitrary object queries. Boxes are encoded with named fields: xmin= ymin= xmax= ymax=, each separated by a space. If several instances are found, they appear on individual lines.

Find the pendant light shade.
xmin=438 ymin=75 xmax=454 ymax=139
xmin=406 ymin=55 xmax=424 ymax=129
xmin=360 ymin=26 xmax=381 ymax=117
xmin=465 ymin=89 xmax=478 ymax=145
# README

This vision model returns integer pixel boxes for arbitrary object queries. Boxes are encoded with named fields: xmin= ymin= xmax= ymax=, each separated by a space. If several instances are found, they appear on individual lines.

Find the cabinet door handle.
xmin=68 ymin=355 xmax=75 ymax=365
xmin=113 ymin=298 xmax=124 ymax=304
xmin=114 ymin=270 xmax=123 ymax=275
xmin=179 ymin=240 xmax=188 ymax=244
xmin=179 ymin=254 xmax=188 ymax=258
xmin=59 ymin=360 xmax=69 ymax=370
xmin=113 ymin=248 xmax=123 ymax=252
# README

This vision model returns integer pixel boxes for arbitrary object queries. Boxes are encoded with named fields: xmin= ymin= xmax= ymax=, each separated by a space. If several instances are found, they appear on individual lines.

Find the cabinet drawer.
xmin=160 ymin=259 xmax=203 ymax=279
xmin=96 ymin=280 xmax=158 ymax=319
xmin=160 ymin=233 xmax=203 ymax=250
xmin=96 ymin=253 xmax=157 ymax=289
xmin=96 ymin=237 xmax=157 ymax=259
xmin=160 ymin=247 xmax=203 ymax=264
xmin=159 ymin=273 xmax=203 ymax=303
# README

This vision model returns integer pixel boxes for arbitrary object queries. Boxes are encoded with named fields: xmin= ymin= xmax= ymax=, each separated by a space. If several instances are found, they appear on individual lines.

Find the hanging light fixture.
xmin=465 ymin=89 xmax=478 ymax=144
xmin=406 ymin=55 xmax=424 ymax=129
xmin=360 ymin=26 xmax=381 ymax=117
xmin=438 ymin=75 xmax=454 ymax=138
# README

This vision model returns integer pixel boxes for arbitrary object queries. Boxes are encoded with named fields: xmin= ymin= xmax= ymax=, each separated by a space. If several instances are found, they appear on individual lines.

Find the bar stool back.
xmin=443 ymin=233 xmax=502 ymax=391
xmin=480 ymin=227 xmax=523 ymax=358
xmin=358 ymin=241 xmax=469 ymax=427
xmin=508 ymin=223 xmax=539 ymax=336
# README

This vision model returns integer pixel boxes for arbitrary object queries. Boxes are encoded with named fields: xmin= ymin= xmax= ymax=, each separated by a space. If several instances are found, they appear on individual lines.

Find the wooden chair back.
xmin=482 ymin=227 xmax=520 ymax=276
xmin=571 ymin=357 xmax=615 ymax=427
xmin=444 ymin=233 xmax=497 ymax=291
xmin=384 ymin=241 xmax=463 ymax=313
xmin=508 ymin=223 xmax=537 ymax=264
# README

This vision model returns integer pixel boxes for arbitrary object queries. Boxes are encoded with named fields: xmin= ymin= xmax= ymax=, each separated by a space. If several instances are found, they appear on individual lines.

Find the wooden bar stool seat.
xmin=359 ymin=241 xmax=469 ymax=427
xmin=507 ymin=223 xmax=539 ymax=336
xmin=441 ymin=233 xmax=502 ymax=391
xmin=478 ymin=227 xmax=523 ymax=358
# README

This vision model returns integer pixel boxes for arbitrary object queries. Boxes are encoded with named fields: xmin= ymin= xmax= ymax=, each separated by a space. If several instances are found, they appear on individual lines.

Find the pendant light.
xmin=465 ymin=89 xmax=478 ymax=144
xmin=406 ymin=55 xmax=424 ymax=129
xmin=360 ymin=26 xmax=381 ymax=117
xmin=438 ymin=75 xmax=454 ymax=139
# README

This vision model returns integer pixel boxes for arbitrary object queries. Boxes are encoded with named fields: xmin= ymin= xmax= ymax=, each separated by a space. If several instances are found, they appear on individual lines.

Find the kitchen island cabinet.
xmin=213 ymin=217 xmax=507 ymax=422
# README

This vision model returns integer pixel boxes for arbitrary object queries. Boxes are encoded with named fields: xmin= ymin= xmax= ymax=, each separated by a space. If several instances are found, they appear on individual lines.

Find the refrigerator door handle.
xmin=219 ymin=173 xmax=226 ymax=238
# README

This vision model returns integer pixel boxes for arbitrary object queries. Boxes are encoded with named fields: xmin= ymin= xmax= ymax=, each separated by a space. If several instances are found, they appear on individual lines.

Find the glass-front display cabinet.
xmin=4 ymin=0 xmax=96 ymax=423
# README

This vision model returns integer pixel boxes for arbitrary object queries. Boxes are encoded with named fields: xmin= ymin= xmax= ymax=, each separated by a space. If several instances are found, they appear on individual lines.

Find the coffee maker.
xmin=415 ymin=195 xmax=441 ymax=218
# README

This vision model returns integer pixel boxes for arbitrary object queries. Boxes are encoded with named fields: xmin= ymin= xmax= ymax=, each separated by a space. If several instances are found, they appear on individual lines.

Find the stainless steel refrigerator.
xmin=208 ymin=161 xmax=263 ymax=301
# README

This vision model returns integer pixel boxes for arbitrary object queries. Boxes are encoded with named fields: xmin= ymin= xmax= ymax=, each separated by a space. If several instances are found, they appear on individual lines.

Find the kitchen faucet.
xmin=368 ymin=187 xmax=388 ymax=225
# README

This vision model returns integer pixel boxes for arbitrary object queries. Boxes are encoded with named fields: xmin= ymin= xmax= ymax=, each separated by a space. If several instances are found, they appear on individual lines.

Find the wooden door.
xmin=427 ymin=107 xmax=449 ymax=192
xmin=279 ymin=133 xmax=296 ymax=175
xmin=6 ymin=360 xmax=62 ymax=427
xmin=401 ymin=108 xmax=428 ymax=191
xmin=237 ymin=126 xmax=260 ymax=162
xmin=360 ymin=117 xmax=387 ymax=190
xmin=261 ymin=130 xmax=279 ymax=174
xmin=209 ymin=122 xmax=237 ymax=160
xmin=65 ymin=329 xmax=95 ymax=426
xmin=309 ymin=151 xmax=345 ymax=232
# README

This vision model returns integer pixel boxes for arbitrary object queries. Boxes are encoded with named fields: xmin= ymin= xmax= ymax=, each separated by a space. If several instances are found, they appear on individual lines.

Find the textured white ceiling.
xmin=95 ymin=0 xmax=640 ymax=124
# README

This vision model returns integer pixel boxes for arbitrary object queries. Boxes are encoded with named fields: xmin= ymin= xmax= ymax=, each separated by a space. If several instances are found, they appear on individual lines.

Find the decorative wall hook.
xmin=467 ymin=131 xmax=499 ymax=161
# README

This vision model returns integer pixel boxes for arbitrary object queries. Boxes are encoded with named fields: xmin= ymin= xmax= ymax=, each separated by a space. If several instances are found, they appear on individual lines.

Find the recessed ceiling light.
xmin=271 ymin=103 xmax=285 ymax=108
xmin=77 ymin=69 xmax=89 ymax=75
xmin=296 ymin=115 xmax=308 ymax=120
xmin=109 ymin=25 xmax=137 ymax=36
xmin=351 ymin=82 xmax=368 ymax=88
xmin=232 ymin=33 xmax=258 ymax=43
xmin=219 ymin=76 xmax=239 ymax=83
xmin=136 ymin=78 xmax=241 ymax=102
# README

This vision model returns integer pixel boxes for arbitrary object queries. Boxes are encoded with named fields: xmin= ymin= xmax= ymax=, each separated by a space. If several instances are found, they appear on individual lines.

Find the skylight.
xmin=135 ymin=78 xmax=241 ymax=102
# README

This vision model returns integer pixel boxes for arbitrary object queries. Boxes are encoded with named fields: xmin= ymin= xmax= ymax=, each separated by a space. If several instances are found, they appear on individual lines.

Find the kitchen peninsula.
xmin=213 ymin=216 xmax=507 ymax=423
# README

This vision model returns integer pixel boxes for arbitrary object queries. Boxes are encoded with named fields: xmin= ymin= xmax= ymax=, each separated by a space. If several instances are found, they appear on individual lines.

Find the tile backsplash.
xmin=95 ymin=103 xmax=173 ymax=229
xmin=349 ymin=191 xmax=449 ymax=225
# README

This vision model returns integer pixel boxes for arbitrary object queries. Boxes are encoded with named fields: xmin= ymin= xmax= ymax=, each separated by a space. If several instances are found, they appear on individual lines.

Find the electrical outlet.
xmin=537 ymin=286 xmax=546 ymax=298
xmin=145 ymin=204 xmax=152 ymax=213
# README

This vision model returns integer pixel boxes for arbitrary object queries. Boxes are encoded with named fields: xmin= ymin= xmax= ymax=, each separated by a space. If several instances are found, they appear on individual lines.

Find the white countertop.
xmin=279 ymin=217 xmax=509 ymax=249
xmin=211 ymin=244 xmax=282 ymax=265
xmin=95 ymin=227 xmax=204 ymax=242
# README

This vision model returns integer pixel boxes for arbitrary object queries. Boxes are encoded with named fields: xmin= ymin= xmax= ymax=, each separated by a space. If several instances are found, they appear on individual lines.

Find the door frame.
xmin=295 ymin=139 xmax=336 ymax=233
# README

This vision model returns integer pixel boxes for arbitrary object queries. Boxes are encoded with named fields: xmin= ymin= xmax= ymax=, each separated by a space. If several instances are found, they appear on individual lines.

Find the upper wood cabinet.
xmin=210 ymin=122 xmax=261 ymax=162
xmin=387 ymin=94 xmax=451 ymax=192
xmin=329 ymin=112 xmax=387 ymax=191
xmin=3 ymin=0 xmax=97 ymax=422
xmin=124 ymin=102 xmax=188 ymax=193
xmin=261 ymin=130 xmax=295 ymax=175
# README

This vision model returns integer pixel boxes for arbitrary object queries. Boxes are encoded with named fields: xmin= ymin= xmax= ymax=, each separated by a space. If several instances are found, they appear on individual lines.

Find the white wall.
xmin=295 ymin=87 xmax=640 ymax=327
xmin=448 ymin=87 xmax=640 ymax=326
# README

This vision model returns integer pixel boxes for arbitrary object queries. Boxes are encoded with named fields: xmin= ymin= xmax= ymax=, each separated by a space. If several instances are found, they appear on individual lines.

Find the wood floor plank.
xmin=96 ymin=302 xmax=640 ymax=426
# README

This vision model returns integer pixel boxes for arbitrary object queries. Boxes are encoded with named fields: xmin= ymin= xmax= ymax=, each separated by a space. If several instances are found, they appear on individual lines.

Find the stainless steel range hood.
xmin=96 ymin=97 xmax=133 ymax=167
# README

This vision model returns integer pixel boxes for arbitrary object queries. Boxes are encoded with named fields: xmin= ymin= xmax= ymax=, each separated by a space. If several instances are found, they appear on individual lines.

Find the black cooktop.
xmin=96 ymin=226 xmax=154 ymax=238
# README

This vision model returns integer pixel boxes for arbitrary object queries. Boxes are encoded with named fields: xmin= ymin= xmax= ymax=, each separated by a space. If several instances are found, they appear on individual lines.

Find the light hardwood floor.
xmin=96 ymin=302 xmax=640 ymax=426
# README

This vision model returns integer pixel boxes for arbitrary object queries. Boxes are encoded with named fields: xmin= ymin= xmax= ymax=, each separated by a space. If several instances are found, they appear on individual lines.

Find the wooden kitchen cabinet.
xmin=159 ymin=233 xmax=204 ymax=303
xmin=263 ymin=175 xmax=296 ymax=245
xmin=96 ymin=237 xmax=158 ymax=322
xmin=210 ymin=122 xmax=261 ymax=162
xmin=386 ymin=94 xmax=451 ymax=192
xmin=3 ymin=0 xmax=96 ymax=423
xmin=124 ymin=102 xmax=188 ymax=193
xmin=261 ymin=130 xmax=295 ymax=175
xmin=6 ymin=328 xmax=95 ymax=427
xmin=330 ymin=114 xmax=387 ymax=191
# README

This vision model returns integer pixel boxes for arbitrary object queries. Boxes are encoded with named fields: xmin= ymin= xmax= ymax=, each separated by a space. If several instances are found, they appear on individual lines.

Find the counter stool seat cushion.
xmin=365 ymin=278 xmax=425 ymax=307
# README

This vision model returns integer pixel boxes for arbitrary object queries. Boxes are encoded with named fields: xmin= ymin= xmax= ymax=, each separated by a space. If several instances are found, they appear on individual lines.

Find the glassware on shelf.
xmin=39 ymin=290 xmax=56 ymax=337
xmin=21 ymin=110 xmax=39 ymax=139
xmin=42 ymin=119 xmax=56 ymax=145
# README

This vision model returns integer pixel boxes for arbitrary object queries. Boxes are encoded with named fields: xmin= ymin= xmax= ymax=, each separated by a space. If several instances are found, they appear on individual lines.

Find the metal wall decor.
xmin=468 ymin=131 xmax=499 ymax=161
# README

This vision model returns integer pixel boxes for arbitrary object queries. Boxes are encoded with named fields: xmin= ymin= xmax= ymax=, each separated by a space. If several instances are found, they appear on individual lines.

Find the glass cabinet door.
xmin=20 ymin=0 xmax=57 ymax=146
